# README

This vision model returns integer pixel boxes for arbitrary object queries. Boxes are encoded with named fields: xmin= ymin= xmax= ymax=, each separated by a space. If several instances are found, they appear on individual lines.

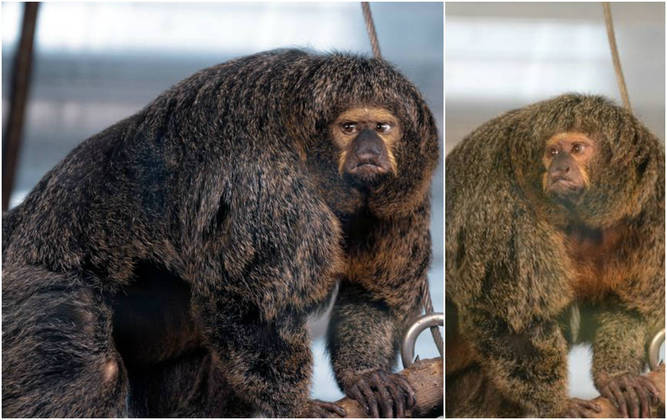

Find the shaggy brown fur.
xmin=445 ymin=94 xmax=664 ymax=417
xmin=2 ymin=49 xmax=439 ymax=417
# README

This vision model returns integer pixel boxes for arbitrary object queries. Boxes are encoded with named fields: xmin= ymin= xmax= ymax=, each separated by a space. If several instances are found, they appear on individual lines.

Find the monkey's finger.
xmin=620 ymin=376 xmax=641 ymax=418
xmin=358 ymin=381 xmax=380 ymax=417
xmin=318 ymin=401 xmax=346 ymax=417
xmin=369 ymin=372 xmax=393 ymax=418
xmin=636 ymin=375 xmax=660 ymax=400
xmin=392 ymin=373 xmax=416 ymax=408
xmin=630 ymin=381 xmax=651 ymax=418
xmin=608 ymin=381 xmax=629 ymax=418
xmin=379 ymin=372 xmax=405 ymax=418
xmin=578 ymin=399 xmax=602 ymax=413
xmin=566 ymin=404 xmax=585 ymax=418
xmin=600 ymin=385 xmax=621 ymax=416
xmin=567 ymin=398 xmax=600 ymax=417
xmin=573 ymin=407 xmax=589 ymax=418
xmin=347 ymin=384 xmax=370 ymax=415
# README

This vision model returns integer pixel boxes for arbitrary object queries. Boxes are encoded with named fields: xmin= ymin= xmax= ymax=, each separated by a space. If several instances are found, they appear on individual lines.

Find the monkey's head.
xmin=541 ymin=132 xmax=594 ymax=201
xmin=330 ymin=106 xmax=400 ymax=186
xmin=285 ymin=52 xmax=439 ymax=218
xmin=512 ymin=94 xmax=664 ymax=227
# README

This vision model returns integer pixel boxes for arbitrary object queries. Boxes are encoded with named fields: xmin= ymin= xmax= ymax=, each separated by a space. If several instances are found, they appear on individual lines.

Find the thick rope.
xmin=602 ymin=3 xmax=632 ymax=112
xmin=361 ymin=3 xmax=382 ymax=59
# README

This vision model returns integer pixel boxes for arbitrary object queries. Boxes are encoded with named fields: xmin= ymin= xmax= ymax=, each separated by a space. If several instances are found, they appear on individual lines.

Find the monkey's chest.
xmin=565 ymin=228 xmax=626 ymax=300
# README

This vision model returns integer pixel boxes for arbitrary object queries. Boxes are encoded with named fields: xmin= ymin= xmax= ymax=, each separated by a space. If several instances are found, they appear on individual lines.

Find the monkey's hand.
xmin=342 ymin=369 xmax=416 ymax=418
xmin=305 ymin=400 xmax=346 ymax=418
xmin=597 ymin=372 xmax=660 ymax=418
xmin=560 ymin=398 xmax=602 ymax=417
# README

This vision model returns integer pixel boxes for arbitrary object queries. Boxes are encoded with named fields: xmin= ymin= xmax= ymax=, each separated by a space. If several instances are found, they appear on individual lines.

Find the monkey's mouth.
xmin=548 ymin=176 xmax=582 ymax=195
xmin=346 ymin=159 xmax=390 ymax=178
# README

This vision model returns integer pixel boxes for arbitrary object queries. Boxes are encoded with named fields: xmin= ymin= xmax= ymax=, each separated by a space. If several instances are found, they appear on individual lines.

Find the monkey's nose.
xmin=552 ymin=164 xmax=570 ymax=175
xmin=550 ymin=156 xmax=571 ymax=177
xmin=356 ymin=148 xmax=382 ymax=162
xmin=354 ymin=130 xmax=384 ymax=161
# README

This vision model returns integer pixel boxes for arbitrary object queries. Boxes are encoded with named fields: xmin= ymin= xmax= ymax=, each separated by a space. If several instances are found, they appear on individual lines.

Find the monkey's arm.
xmin=593 ymin=308 xmax=649 ymax=382
xmin=592 ymin=202 xmax=665 ymax=417
xmin=327 ymin=213 xmax=431 ymax=417
xmin=592 ymin=307 xmax=660 ymax=417
xmin=327 ymin=282 xmax=421 ymax=417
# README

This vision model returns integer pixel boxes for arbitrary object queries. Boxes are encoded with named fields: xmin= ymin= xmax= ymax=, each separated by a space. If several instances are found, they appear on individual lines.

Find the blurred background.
xmin=2 ymin=2 xmax=443 ymax=402
xmin=446 ymin=2 xmax=664 ymax=399
xmin=446 ymin=2 xmax=665 ymax=153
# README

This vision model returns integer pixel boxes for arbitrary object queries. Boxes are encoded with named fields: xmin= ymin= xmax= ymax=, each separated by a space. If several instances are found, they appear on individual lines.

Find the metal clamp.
xmin=401 ymin=312 xmax=443 ymax=369
xmin=648 ymin=328 xmax=665 ymax=371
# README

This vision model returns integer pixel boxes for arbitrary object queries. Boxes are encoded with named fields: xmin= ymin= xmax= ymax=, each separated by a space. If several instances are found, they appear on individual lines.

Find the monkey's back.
xmin=1 ymin=50 xmax=344 ymax=306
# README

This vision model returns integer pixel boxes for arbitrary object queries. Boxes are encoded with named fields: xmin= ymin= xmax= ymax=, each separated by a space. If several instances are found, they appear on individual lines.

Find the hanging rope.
xmin=3 ymin=2 xmax=40 ymax=211
xmin=361 ymin=3 xmax=382 ymax=59
xmin=360 ymin=2 xmax=443 ymax=358
xmin=602 ymin=2 xmax=632 ymax=112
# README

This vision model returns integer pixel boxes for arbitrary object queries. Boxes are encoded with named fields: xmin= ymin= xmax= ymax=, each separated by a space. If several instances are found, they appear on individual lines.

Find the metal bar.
xmin=401 ymin=312 xmax=444 ymax=369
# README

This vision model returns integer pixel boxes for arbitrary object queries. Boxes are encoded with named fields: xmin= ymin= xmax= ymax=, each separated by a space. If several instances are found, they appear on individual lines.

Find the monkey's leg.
xmin=456 ymin=306 xmax=571 ymax=417
xmin=2 ymin=265 xmax=129 ymax=417
xmin=191 ymin=292 xmax=343 ymax=418
xmin=593 ymin=309 xmax=659 ymax=418
xmin=446 ymin=301 xmax=524 ymax=417
xmin=445 ymin=362 xmax=526 ymax=417
xmin=127 ymin=349 xmax=254 ymax=417
xmin=328 ymin=283 xmax=420 ymax=418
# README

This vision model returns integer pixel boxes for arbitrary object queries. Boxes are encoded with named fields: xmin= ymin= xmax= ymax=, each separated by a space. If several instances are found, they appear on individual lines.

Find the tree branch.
xmin=333 ymin=358 xmax=443 ymax=418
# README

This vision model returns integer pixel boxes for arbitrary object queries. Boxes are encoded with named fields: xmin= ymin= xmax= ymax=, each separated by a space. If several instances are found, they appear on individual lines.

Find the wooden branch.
xmin=334 ymin=358 xmax=443 ymax=418
xmin=584 ymin=365 xmax=664 ymax=418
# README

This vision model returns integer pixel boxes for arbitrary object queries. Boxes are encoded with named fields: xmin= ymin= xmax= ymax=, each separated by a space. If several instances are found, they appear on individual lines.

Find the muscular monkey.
xmin=445 ymin=94 xmax=664 ymax=417
xmin=2 ymin=49 xmax=439 ymax=417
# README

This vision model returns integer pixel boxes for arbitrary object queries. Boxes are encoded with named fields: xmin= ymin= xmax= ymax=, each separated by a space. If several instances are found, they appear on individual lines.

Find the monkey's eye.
xmin=376 ymin=122 xmax=392 ymax=133
xmin=548 ymin=147 xmax=559 ymax=156
xmin=341 ymin=122 xmax=357 ymax=134
xmin=571 ymin=143 xmax=585 ymax=154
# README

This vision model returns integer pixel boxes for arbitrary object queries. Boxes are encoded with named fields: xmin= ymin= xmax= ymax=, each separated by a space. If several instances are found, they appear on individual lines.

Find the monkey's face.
xmin=330 ymin=107 xmax=400 ymax=186
xmin=542 ymin=132 xmax=595 ymax=201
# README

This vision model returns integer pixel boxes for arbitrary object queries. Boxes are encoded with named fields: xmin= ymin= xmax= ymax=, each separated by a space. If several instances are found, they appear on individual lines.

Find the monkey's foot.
xmin=561 ymin=398 xmax=602 ymax=417
xmin=598 ymin=373 xmax=660 ymax=418
xmin=343 ymin=369 xmax=416 ymax=417
xmin=305 ymin=400 xmax=346 ymax=418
